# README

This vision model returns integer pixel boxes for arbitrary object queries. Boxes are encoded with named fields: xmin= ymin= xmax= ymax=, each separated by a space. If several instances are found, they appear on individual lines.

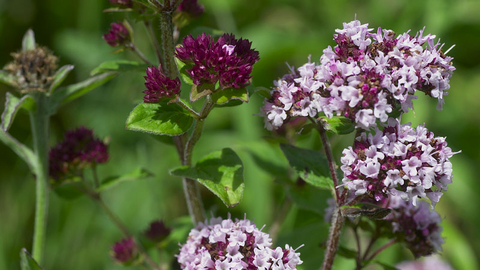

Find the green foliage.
xmin=1 ymin=92 xmax=35 ymax=131
xmin=90 ymin=60 xmax=148 ymax=76
xmin=96 ymin=167 xmax=153 ymax=192
xmin=126 ymin=101 xmax=195 ymax=136
xmin=22 ymin=30 xmax=36 ymax=51
xmin=321 ymin=116 xmax=355 ymax=135
xmin=211 ymin=87 xmax=248 ymax=105
xmin=280 ymin=143 xmax=333 ymax=191
xmin=20 ymin=249 xmax=44 ymax=270
xmin=49 ymin=65 xmax=75 ymax=93
xmin=171 ymin=148 xmax=245 ymax=207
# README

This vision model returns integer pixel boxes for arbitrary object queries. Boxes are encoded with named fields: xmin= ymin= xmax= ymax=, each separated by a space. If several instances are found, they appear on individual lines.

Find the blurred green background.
xmin=1 ymin=0 xmax=479 ymax=269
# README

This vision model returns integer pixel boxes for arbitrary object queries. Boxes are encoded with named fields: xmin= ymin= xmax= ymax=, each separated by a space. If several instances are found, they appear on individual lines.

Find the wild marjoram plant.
xmin=0 ymin=1 xmax=459 ymax=269
xmin=0 ymin=31 xmax=116 ymax=266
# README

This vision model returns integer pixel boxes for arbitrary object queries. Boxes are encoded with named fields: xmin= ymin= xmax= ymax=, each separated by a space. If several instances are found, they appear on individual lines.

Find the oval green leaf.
xmin=126 ymin=101 xmax=194 ymax=136
xmin=212 ymin=87 xmax=248 ymax=105
xmin=49 ymin=65 xmax=74 ymax=93
xmin=170 ymin=148 xmax=245 ymax=208
xmin=321 ymin=116 xmax=355 ymax=135
xmin=96 ymin=167 xmax=153 ymax=192
xmin=280 ymin=143 xmax=333 ymax=191
xmin=2 ymin=92 xmax=35 ymax=131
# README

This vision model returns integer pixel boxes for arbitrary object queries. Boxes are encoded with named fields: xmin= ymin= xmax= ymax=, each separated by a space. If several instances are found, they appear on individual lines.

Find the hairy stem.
xmin=159 ymin=10 xmax=179 ymax=78
xmin=30 ymin=93 xmax=50 ymax=264
xmin=321 ymin=207 xmax=344 ymax=270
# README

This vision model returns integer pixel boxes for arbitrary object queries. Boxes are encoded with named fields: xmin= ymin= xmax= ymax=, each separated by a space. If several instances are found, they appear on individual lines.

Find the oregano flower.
xmin=340 ymin=118 xmax=459 ymax=207
xmin=175 ymin=33 xmax=260 ymax=89
xmin=177 ymin=216 xmax=302 ymax=270
xmin=261 ymin=19 xmax=455 ymax=130
xmin=142 ymin=65 xmax=181 ymax=103
xmin=49 ymin=127 xmax=109 ymax=182
xmin=103 ymin=22 xmax=130 ymax=47
xmin=111 ymin=238 xmax=138 ymax=264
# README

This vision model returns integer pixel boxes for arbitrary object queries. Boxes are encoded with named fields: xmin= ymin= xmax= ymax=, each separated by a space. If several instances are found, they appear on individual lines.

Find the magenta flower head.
xmin=340 ymin=118 xmax=459 ymax=207
xmin=177 ymin=0 xmax=204 ymax=18
xmin=145 ymin=220 xmax=171 ymax=242
xmin=109 ymin=0 xmax=132 ymax=8
xmin=387 ymin=198 xmax=444 ymax=258
xmin=103 ymin=22 xmax=130 ymax=47
xmin=49 ymin=127 xmax=109 ymax=182
xmin=261 ymin=19 xmax=454 ymax=130
xmin=177 ymin=216 xmax=303 ymax=269
xmin=175 ymin=33 xmax=260 ymax=90
xmin=142 ymin=65 xmax=181 ymax=103
xmin=111 ymin=238 xmax=138 ymax=264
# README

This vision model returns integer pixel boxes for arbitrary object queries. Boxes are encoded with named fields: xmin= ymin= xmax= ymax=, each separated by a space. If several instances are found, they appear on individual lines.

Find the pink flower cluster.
xmin=387 ymin=197 xmax=444 ymax=258
xmin=340 ymin=119 xmax=458 ymax=207
xmin=177 ymin=217 xmax=302 ymax=270
xmin=261 ymin=19 xmax=454 ymax=130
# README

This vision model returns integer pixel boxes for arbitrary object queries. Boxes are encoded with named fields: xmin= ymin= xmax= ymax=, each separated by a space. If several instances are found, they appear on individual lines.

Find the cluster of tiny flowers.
xmin=396 ymin=255 xmax=453 ymax=270
xmin=142 ymin=65 xmax=181 ymax=103
xmin=387 ymin=197 xmax=444 ymax=258
xmin=175 ymin=33 xmax=260 ymax=89
xmin=340 ymin=118 xmax=457 ymax=207
xmin=103 ymin=22 xmax=130 ymax=47
xmin=49 ymin=127 xmax=109 ymax=181
xmin=111 ymin=238 xmax=137 ymax=264
xmin=177 ymin=217 xmax=302 ymax=270
xmin=261 ymin=19 xmax=454 ymax=130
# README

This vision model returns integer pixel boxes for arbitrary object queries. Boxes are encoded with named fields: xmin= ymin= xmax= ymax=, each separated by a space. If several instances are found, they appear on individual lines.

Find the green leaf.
xmin=126 ymin=101 xmax=194 ymax=136
xmin=20 ymin=248 xmax=44 ymax=270
xmin=175 ymin=58 xmax=193 ymax=86
xmin=170 ymin=148 xmax=245 ymax=208
xmin=22 ymin=30 xmax=36 ymax=51
xmin=49 ymin=65 xmax=74 ymax=93
xmin=321 ymin=116 xmax=355 ymax=135
xmin=90 ymin=60 xmax=147 ymax=76
xmin=253 ymin=86 xmax=271 ymax=99
xmin=49 ymin=72 xmax=116 ymax=113
xmin=96 ymin=167 xmax=153 ymax=192
xmin=0 ymin=71 xmax=17 ymax=88
xmin=280 ymin=144 xmax=333 ymax=190
xmin=1 ymin=92 xmax=35 ymax=131
xmin=285 ymin=182 xmax=328 ymax=215
xmin=337 ymin=245 xmax=357 ymax=259
xmin=212 ymin=87 xmax=248 ymax=105
xmin=190 ymin=84 xmax=214 ymax=102
xmin=52 ymin=179 xmax=86 ymax=201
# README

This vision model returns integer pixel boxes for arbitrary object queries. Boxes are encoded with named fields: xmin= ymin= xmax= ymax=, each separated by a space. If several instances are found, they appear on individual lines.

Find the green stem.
xmin=181 ymin=96 xmax=214 ymax=224
xmin=128 ymin=43 xmax=154 ymax=66
xmin=365 ymin=239 xmax=396 ymax=262
xmin=30 ymin=93 xmax=50 ymax=264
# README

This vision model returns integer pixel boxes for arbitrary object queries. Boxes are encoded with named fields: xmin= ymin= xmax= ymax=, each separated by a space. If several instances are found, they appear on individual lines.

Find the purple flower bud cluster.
xmin=145 ymin=220 xmax=171 ymax=242
xmin=387 ymin=197 xmax=444 ymax=258
xmin=111 ymin=238 xmax=137 ymax=264
xmin=261 ymin=19 xmax=454 ymax=130
xmin=175 ymin=33 xmax=260 ymax=89
xmin=49 ymin=127 xmax=109 ymax=181
xmin=340 ymin=118 xmax=457 ymax=207
xmin=103 ymin=22 xmax=130 ymax=47
xmin=177 ymin=0 xmax=204 ymax=18
xmin=177 ymin=216 xmax=302 ymax=270
xmin=143 ymin=65 xmax=181 ymax=103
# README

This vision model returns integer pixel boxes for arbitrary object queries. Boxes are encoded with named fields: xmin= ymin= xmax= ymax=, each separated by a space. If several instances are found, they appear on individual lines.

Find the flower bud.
xmin=49 ymin=127 xmax=109 ymax=183
xmin=145 ymin=220 xmax=171 ymax=242
xmin=142 ymin=65 xmax=181 ymax=103
xmin=103 ymin=22 xmax=130 ymax=47
xmin=3 ymin=46 xmax=58 ymax=93
xmin=111 ymin=238 xmax=138 ymax=264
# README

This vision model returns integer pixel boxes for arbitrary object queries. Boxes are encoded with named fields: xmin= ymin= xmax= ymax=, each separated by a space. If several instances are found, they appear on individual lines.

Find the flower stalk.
xmin=29 ymin=93 xmax=50 ymax=264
